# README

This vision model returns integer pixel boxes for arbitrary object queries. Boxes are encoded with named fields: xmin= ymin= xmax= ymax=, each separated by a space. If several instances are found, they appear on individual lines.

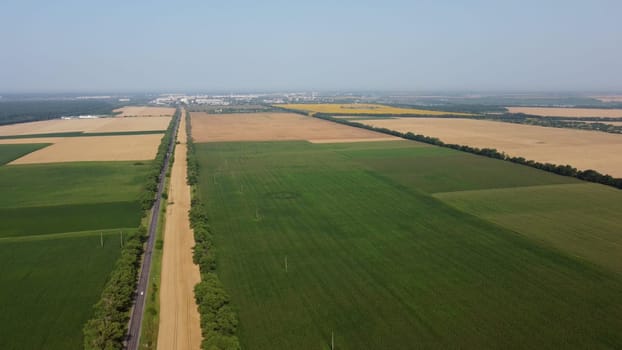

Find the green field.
xmin=435 ymin=183 xmax=622 ymax=275
xmin=0 ymin=160 xmax=152 ymax=348
xmin=0 ymin=161 xmax=152 ymax=208
xmin=342 ymin=143 xmax=580 ymax=193
xmin=0 ymin=232 xmax=125 ymax=350
xmin=0 ymin=143 xmax=50 ymax=165
xmin=0 ymin=201 xmax=142 ymax=238
xmin=0 ymin=161 xmax=151 ymax=239
xmin=195 ymin=140 xmax=622 ymax=349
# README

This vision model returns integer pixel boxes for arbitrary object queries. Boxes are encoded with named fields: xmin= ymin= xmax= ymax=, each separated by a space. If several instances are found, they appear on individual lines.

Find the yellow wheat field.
xmin=190 ymin=112 xmax=399 ymax=143
xmin=0 ymin=117 xmax=170 ymax=136
xmin=9 ymin=134 xmax=163 ymax=164
xmin=277 ymin=103 xmax=473 ymax=116
xmin=359 ymin=117 xmax=622 ymax=177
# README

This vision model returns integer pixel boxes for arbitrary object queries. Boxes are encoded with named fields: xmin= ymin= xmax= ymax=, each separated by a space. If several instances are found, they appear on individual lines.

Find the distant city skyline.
xmin=1 ymin=0 xmax=621 ymax=93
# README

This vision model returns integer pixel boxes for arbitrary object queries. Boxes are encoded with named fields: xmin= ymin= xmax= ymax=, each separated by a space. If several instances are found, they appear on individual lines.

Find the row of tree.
xmin=275 ymin=103 xmax=622 ymax=136
xmin=311 ymin=113 xmax=622 ymax=190
xmin=186 ymin=111 xmax=241 ymax=350
xmin=139 ymin=109 xmax=181 ymax=210
xmin=83 ymin=109 xmax=180 ymax=349
xmin=83 ymin=226 xmax=147 ymax=349
xmin=0 ymin=99 xmax=126 ymax=125
xmin=488 ymin=114 xmax=622 ymax=135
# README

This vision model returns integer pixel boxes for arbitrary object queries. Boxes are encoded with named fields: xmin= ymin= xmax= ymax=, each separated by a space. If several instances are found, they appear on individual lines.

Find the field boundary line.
xmin=0 ymin=227 xmax=136 ymax=243
xmin=277 ymin=108 xmax=622 ymax=191
xmin=431 ymin=182 xmax=587 ymax=196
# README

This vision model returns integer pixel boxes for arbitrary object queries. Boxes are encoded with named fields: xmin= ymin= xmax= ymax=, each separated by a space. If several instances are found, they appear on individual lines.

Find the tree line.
xmin=83 ymin=226 xmax=147 ymax=349
xmin=273 ymin=104 xmax=622 ymax=135
xmin=186 ymin=110 xmax=241 ymax=350
xmin=139 ymin=109 xmax=181 ymax=210
xmin=83 ymin=109 xmax=180 ymax=349
xmin=486 ymin=113 xmax=622 ymax=135
xmin=0 ymin=100 xmax=125 ymax=125
xmin=307 ymin=112 xmax=622 ymax=190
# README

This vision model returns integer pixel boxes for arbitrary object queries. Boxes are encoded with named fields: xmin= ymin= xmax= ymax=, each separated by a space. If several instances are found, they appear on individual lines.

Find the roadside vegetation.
xmin=82 ymin=225 xmax=148 ymax=349
xmin=139 ymin=130 xmax=177 ymax=350
xmin=186 ymin=110 xmax=241 ymax=350
xmin=82 ymin=109 xmax=179 ymax=349
xmin=140 ymin=109 xmax=180 ymax=210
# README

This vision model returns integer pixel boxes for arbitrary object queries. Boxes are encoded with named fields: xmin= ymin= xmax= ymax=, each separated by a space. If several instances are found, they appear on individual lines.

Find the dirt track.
xmin=361 ymin=117 xmax=622 ymax=177
xmin=157 ymin=113 xmax=202 ymax=350
xmin=191 ymin=112 xmax=399 ymax=143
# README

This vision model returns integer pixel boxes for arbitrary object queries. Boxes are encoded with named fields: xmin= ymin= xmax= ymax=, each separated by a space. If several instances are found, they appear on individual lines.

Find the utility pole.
xmin=120 ymin=231 xmax=124 ymax=248
xmin=285 ymin=256 xmax=288 ymax=273
xmin=331 ymin=331 xmax=334 ymax=350
xmin=100 ymin=232 xmax=103 ymax=248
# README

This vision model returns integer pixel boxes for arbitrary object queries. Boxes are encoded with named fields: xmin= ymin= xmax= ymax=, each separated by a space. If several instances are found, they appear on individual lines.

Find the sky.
xmin=0 ymin=0 xmax=621 ymax=93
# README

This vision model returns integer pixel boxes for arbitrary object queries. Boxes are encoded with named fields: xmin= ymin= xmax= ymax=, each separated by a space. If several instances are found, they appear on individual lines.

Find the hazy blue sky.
xmin=1 ymin=0 xmax=621 ymax=93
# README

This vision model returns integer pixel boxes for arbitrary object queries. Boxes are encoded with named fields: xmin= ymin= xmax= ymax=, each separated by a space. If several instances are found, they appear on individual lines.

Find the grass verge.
xmin=138 ymin=135 xmax=176 ymax=349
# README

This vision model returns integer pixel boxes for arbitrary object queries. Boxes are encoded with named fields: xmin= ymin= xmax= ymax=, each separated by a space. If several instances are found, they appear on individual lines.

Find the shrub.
xmin=186 ymin=109 xmax=241 ymax=349
xmin=83 ymin=109 xmax=181 ymax=349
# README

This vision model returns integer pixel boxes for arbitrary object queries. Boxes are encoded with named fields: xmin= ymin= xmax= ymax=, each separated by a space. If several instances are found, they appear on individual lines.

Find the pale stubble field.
xmin=359 ymin=117 xmax=622 ymax=177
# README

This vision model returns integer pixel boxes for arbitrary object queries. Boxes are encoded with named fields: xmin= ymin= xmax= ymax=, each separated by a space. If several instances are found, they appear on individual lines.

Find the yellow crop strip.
xmin=277 ymin=103 xmax=473 ymax=116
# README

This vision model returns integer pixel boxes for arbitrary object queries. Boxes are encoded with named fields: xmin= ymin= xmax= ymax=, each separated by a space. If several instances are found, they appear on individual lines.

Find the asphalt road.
xmin=126 ymin=108 xmax=181 ymax=350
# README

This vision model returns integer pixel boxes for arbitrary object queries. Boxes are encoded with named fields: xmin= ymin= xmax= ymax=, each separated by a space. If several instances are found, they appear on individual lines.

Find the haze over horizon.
xmin=1 ymin=0 xmax=621 ymax=93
